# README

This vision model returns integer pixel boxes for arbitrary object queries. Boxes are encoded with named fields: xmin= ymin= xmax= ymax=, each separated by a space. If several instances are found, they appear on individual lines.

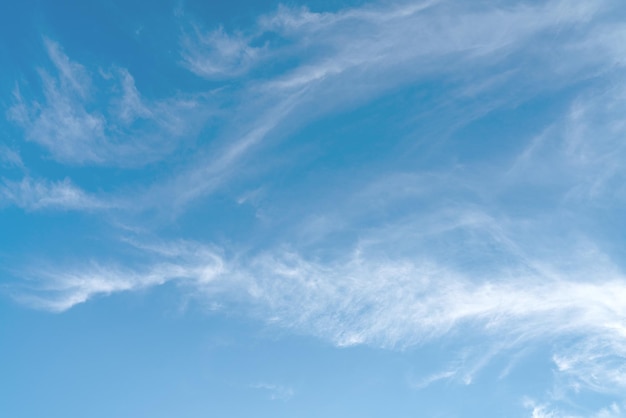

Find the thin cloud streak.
xmin=15 ymin=240 xmax=225 ymax=312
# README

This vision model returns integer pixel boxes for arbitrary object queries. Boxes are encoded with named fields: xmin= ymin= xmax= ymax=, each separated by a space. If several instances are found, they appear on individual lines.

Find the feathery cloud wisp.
xmin=0 ymin=177 xmax=109 ymax=211
xmin=7 ymin=40 xmax=211 ymax=166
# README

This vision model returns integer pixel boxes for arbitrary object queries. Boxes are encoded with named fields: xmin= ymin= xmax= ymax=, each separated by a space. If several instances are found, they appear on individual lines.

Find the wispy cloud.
xmin=553 ymin=336 xmax=626 ymax=395
xmin=0 ymin=177 xmax=110 ymax=211
xmin=157 ymin=0 xmax=622 ymax=212
xmin=408 ymin=369 xmax=457 ymax=390
xmin=7 ymin=39 xmax=212 ymax=166
xmin=8 ymin=0 xmax=619 ymax=212
xmin=249 ymin=382 xmax=294 ymax=401
xmin=6 ymin=1 xmax=626 ymax=415
xmin=594 ymin=404 xmax=624 ymax=418
xmin=186 ymin=0 xmax=606 ymax=86
xmin=507 ymin=82 xmax=626 ymax=204
xmin=14 ymin=239 xmax=225 ymax=311
xmin=181 ymin=26 xmax=264 ymax=78
xmin=12 ymin=225 xmax=626 ymax=397
xmin=524 ymin=399 xmax=624 ymax=418
xmin=0 ymin=144 xmax=23 ymax=168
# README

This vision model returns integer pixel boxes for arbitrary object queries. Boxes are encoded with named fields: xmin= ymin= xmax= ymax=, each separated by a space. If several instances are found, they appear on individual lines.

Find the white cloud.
xmin=249 ymin=383 xmax=294 ymax=401
xmin=12 ymin=225 xmax=626 ymax=397
xmin=0 ymin=144 xmax=23 ymax=168
xmin=0 ymin=177 xmax=109 ymax=211
xmin=43 ymin=38 xmax=92 ymax=99
xmin=6 ymin=1 xmax=626 ymax=413
xmin=15 ymin=239 xmax=225 ymax=311
xmin=506 ymin=81 xmax=626 ymax=206
xmin=408 ymin=369 xmax=457 ymax=389
xmin=8 ymin=0 xmax=625 ymax=207
xmin=158 ymin=0 xmax=624 ymax=212
xmin=6 ymin=0 xmax=611 ymax=213
xmin=181 ymin=26 xmax=264 ymax=78
xmin=142 ymin=90 xmax=302 ymax=211
xmin=553 ymin=336 xmax=626 ymax=395
xmin=113 ymin=68 xmax=153 ymax=124
xmin=8 ymin=74 xmax=107 ymax=164
xmin=525 ymin=402 xmax=568 ymax=418
xmin=523 ymin=399 xmax=625 ymax=418
xmin=594 ymin=404 xmax=623 ymax=418
xmin=240 ymin=246 xmax=626 ymax=351
xmin=188 ymin=0 xmax=608 ymax=91
xmin=7 ymin=40 xmax=211 ymax=166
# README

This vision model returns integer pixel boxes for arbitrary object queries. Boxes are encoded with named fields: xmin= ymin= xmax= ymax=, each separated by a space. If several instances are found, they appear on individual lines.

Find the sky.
xmin=1 ymin=0 xmax=626 ymax=416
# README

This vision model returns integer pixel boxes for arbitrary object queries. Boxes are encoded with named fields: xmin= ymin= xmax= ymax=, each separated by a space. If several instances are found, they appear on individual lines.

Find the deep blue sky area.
xmin=2 ymin=1 xmax=626 ymax=417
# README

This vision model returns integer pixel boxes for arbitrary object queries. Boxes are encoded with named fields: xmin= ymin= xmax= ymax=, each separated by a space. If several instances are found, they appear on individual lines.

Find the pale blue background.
xmin=2 ymin=0 xmax=626 ymax=417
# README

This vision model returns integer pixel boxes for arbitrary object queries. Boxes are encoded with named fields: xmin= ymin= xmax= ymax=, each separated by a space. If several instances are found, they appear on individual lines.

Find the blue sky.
xmin=2 ymin=0 xmax=626 ymax=416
